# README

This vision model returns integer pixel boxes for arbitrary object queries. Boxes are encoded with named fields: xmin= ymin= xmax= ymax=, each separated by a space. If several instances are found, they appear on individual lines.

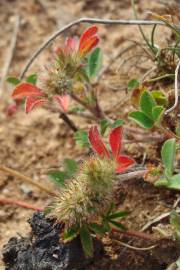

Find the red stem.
xmin=112 ymin=228 xmax=155 ymax=241
xmin=0 ymin=197 xmax=43 ymax=211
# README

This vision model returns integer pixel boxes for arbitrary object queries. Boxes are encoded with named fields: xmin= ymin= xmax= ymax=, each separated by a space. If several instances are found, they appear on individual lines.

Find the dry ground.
xmin=0 ymin=0 xmax=179 ymax=269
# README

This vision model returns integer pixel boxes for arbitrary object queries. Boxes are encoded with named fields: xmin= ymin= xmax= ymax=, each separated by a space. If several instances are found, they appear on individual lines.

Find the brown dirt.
xmin=0 ymin=0 xmax=179 ymax=269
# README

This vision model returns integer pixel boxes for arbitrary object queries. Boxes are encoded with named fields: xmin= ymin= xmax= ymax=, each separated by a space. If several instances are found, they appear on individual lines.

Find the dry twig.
xmin=20 ymin=18 xmax=178 ymax=80
xmin=165 ymin=59 xmax=180 ymax=114
xmin=0 ymin=197 xmax=43 ymax=211
xmin=141 ymin=208 xmax=180 ymax=232
xmin=0 ymin=165 xmax=57 ymax=196
xmin=0 ymin=15 xmax=20 ymax=97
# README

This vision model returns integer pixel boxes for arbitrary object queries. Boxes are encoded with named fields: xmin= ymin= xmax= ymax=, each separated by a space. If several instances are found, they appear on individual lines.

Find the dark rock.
xmin=2 ymin=212 xmax=104 ymax=270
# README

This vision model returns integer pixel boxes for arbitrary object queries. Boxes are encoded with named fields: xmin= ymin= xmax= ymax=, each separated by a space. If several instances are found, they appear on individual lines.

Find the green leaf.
xmin=44 ymin=206 xmax=53 ymax=215
xmin=111 ymin=119 xmax=125 ymax=128
xmin=102 ymin=220 xmax=111 ymax=232
xmin=78 ymin=68 xmax=90 ymax=83
xmin=69 ymin=106 xmax=85 ymax=113
xmin=176 ymin=257 xmax=180 ymax=267
xmin=154 ymin=178 xmax=169 ymax=187
xmin=161 ymin=138 xmax=176 ymax=176
xmin=74 ymin=130 xmax=89 ymax=148
xmin=170 ymin=211 xmax=180 ymax=232
xmin=129 ymin=111 xmax=154 ymax=129
xmin=87 ymin=47 xmax=102 ymax=77
xmin=176 ymin=145 xmax=180 ymax=151
xmin=167 ymin=174 xmax=180 ymax=190
xmin=48 ymin=171 xmax=67 ymax=186
xmin=64 ymin=226 xmax=79 ymax=241
xmin=100 ymin=119 xmax=109 ymax=135
xmin=106 ymin=202 xmax=115 ymax=216
xmin=176 ymin=126 xmax=180 ymax=136
xmin=109 ymin=220 xmax=126 ymax=231
xmin=48 ymin=159 xmax=78 ymax=187
xmin=152 ymin=106 xmax=164 ymax=124
xmin=80 ymin=225 xmax=94 ymax=257
xmin=26 ymin=73 xmax=37 ymax=85
xmin=6 ymin=76 xmax=21 ymax=86
xmin=127 ymin=79 xmax=139 ymax=91
xmin=89 ymin=223 xmax=106 ymax=235
xmin=108 ymin=211 xmax=129 ymax=220
xmin=170 ymin=211 xmax=180 ymax=240
xmin=63 ymin=159 xmax=78 ymax=176
xmin=140 ymin=90 xmax=156 ymax=118
xmin=151 ymin=90 xmax=168 ymax=106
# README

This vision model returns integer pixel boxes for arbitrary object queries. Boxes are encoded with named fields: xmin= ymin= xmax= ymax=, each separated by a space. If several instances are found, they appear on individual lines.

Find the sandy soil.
xmin=0 ymin=0 xmax=179 ymax=269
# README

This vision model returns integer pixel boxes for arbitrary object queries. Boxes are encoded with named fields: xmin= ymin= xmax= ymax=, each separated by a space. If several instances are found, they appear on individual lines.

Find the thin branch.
xmin=0 ymin=197 xmax=43 ymax=211
xmin=112 ymin=228 xmax=155 ymax=241
xmin=20 ymin=17 xmax=179 ymax=80
xmin=158 ymin=125 xmax=180 ymax=141
xmin=113 ymin=239 xmax=157 ymax=251
xmin=165 ymin=59 xmax=180 ymax=114
xmin=0 ymin=165 xmax=57 ymax=196
xmin=59 ymin=111 xmax=78 ymax=132
xmin=47 ymin=104 xmax=78 ymax=132
xmin=0 ymin=15 xmax=20 ymax=97
xmin=141 ymin=66 xmax=157 ymax=82
xmin=117 ymin=169 xmax=147 ymax=182
xmin=141 ymin=208 xmax=180 ymax=232
xmin=93 ymin=43 xmax=136 ymax=85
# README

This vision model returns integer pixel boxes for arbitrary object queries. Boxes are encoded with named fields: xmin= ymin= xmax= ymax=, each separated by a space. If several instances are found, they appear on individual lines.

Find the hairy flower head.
xmin=11 ymin=26 xmax=99 ymax=114
xmin=50 ymin=157 xmax=116 ymax=227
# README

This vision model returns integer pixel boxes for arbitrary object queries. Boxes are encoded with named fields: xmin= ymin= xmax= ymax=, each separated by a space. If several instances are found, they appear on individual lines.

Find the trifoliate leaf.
xmin=161 ymin=138 xmax=176 ymax=176
xmin=140 ymin=90 xmax=156 ymax=119
xmin=129 ymin=111 xmax=154 ymax=129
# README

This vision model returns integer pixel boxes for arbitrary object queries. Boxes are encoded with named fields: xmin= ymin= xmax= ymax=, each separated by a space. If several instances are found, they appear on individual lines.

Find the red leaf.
xmin=79 ymin=25 xmax=98 ymax=50
xmin=89 ymin=126 xmax=110 ymax=158
xmin=54 ymin=95 xmax=69 ymax=111
xmin=109 ymin=126 xmax=123 ymax=159
xmin=116 ymin=155 xmax=135 ymax=173
xmin=25 ymin=96 xmax=47 ymax=113
xmin=12 ymin=83 xmax=42 ymax=99
xmin=79 ymin=36 xmax=99 ymax=56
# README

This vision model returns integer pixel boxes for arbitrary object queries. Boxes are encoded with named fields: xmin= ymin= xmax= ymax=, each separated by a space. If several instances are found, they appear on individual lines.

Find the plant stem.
xmin=19 ymin=17 xmax=180 ymax=79
xmin=117 ymin=169 xmax=147 ymax=182
xmin=113 ymin=239 xmax=157 ymax=250
xmin=131 ymin=0 xmax=155 ymax=55
xmin=59 ymin=111 xmax=78 ymax=132
xmin=112 ymin=228 xmax=155 ymax=241
xmin=158 ymin=125 xmax=180 ymax=141
xmin=147 ymin=73 xmax=174 ymax=82
xmin=71 ymin=93 xmax=107 ymax=120
xmin=0 ymin=197 xmax=43 ymax=211
xmin=0 ymin=165 xmax=57 ymax=196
